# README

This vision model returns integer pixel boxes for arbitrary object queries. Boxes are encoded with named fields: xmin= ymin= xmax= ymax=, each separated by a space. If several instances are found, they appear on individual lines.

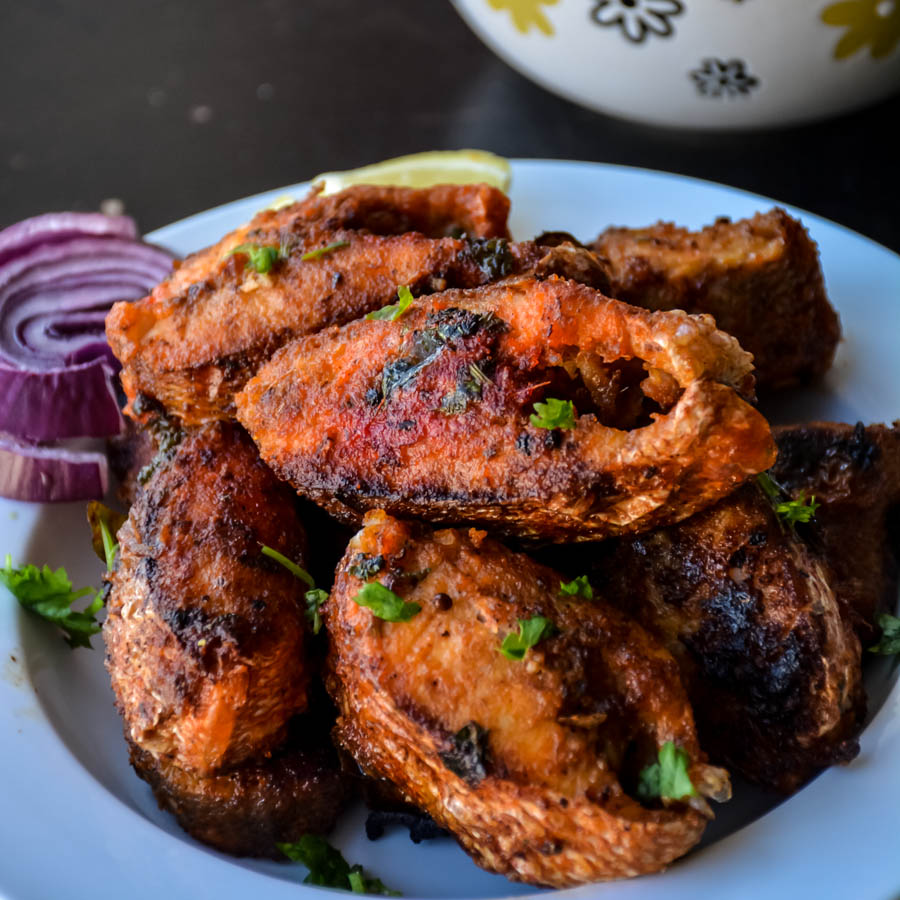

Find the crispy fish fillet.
xmin=324 ymin=512 xmax=730 ymax=888
xmin=591 ymin=209 xmax=840 ymax=390
xmin=107 ymin=183 xmax=552 ymax=425
xmin=237 ymin=276 xmax=775 ymax=541
xmin=104 ymin=421 xmax=311 ymax=776
xmin=127 ymin=711 xmax=348 ymax=858
xmin=565 ymin=481 xmax=863 ymax=793
xmin=772 ymin=421 xmax=900 ymax=641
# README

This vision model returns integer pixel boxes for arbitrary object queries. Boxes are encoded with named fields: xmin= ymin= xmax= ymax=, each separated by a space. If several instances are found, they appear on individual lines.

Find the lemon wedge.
xmin=311 ymin=150 xmax=512 ymax=195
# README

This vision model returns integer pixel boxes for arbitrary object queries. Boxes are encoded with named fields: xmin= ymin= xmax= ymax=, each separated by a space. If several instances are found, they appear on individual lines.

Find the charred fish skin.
xmin=772 ymin=421 xmax=900 ymax=642
xmin=324 ymin=512 xmax=729 ymax=888
xmin=592 ymin=208 xmax=840 ymax=391
xmin=552 ymin=480 xmax=864 ymax=793
xmin=106 ymin=183 xmax=535 ymax=426
xmin=104 ymin=421 xmax=311 ymax=778
xmin=237 ymin=276 xmax=775 ymax=542
xmin=126 ymin=702 xmax=349 ymax=859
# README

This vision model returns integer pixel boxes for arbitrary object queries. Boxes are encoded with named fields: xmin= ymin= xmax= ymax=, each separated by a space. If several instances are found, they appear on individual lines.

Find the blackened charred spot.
xmin=544 ymin=430 xmax=562 ymax=450
xmin=349 ymin=553 xmax=385 ymax=581
xmin=131 ymin=392 xmax=166 ymax=418
xmin=439 ymin=721 xmax=490 ymax=787
xmin=331 ymin=270 xmax=343 ymax=288
xmin=774 ymin=421 xmax=880 ymax=486
xmin=687 ymin=583 xmax=809 ymax=720
xmin=395 ymin=419 xmax=416 ymax=431
xmin=749 ymin=529 xmax=768 ymax=546
xmin=365 ymin=387 xmax=381 ymax=406
xmin=378 ymin=308 xmax=505 ymax=403
xmin=728 ymin=547 xmax=747 ymax=569
xmin=460 ymin=237 xmax=514 ymax=280
xmin=516 ymin=433 xmax=533 ymax=456
xmin=140 ymin=556 xmax=158 ymax=581
xmin=365 ymin=809 xmax=448 ymax=843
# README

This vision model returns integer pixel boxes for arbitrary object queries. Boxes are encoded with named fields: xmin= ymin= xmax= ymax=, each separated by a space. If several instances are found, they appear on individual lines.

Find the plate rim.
xmin=2 ymin=157 xmax=899 ymax=900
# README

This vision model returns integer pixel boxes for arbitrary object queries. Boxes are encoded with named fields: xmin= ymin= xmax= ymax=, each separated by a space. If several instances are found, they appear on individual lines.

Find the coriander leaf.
xmin=559 ymin=575 xmax=592 ymax=600
xmin=352 ymin=582 xmax=421 ymax=622
xmin=756 ymin=471 xmax=819 ymax=527
xmin=529 ymin=397 xmax=576 ymax=431
xmin=1 ymin=554 xmax=103 ymax=649
xmin=305 ymin=588 xmax=329 ymax=635
xmin=499 ymin=615 xmax=557 ymax=661
xmin=86 ymin=501 xmax=124 ymax=569
xmin=637 ymin=741 xmax=696 ymax=802
xmin=439 ymin=721 xmax=489 ymax=786
xmin=229 ymin=242 xmax=285 ymax=274
xmin=775 ymin=493 xmax=820 ymax=525
xmin=870 ymin=612 xmax=900 ymax=655
xmin=755 ymin=471 xmax=780 ymax=502
xmin=260 ymin=544 xmax=315 ymax=588
xmin=277 ymin=835 xmax=399 ymax=895
xmin=301 ymin=239 xmax=350 ymax=261
xmin=366 ymin=285 xmax=414 ymax=321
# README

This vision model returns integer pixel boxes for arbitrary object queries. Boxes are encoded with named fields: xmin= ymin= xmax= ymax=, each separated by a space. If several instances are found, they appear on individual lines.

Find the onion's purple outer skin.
xmin=0 ymin=358 xmax=122 ymax=442
xmin=0 ymin=432 xmax=108 ymax=502
xmin=0 ymin=212 xmax=138 ymax=267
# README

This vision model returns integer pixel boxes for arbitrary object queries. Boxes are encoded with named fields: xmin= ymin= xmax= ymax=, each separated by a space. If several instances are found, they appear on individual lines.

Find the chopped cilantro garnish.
xmin=305 ymin=589 xmax=329 ymax=635
xmin=637 ymin=741 xmax=696 ymax=802
xmin=277 ymin=835 xmax=399 ymax=895
xmin=229 ymin=242 xmax=286 ymax=274
xmin=559 ymin=575 xmax=592 ymax=600
xmin=499 ymin=616 xmax=557 ymax=661
xmin=352 ymin=582 xmax=421 ymax=622
xmin=756 ymin=472 xmax=820 ymax=526
xmin=1 ymin=554 xmax=104 ymax=649
xmin=301 ymin=240 xmax=350 ymax=261
xmin=261 ymin=545 xmax=329 ymax=634
xmin=366 ymin=285 xmax=414 ymax=321
xmin=529 ymin=397 xmax=576 ymax=431
xmin=870 ymin=612 xmax=900 ymax=655
xmin=775 ymin=493 xmax=820 ymax=525
xmin=87 ymin=501 xmax=123 ymax=571
xmin=260 ymin=544 xmax=315 ymax=589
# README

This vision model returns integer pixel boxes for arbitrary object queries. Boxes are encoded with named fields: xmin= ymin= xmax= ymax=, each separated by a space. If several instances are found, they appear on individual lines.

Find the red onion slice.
xmin=0 ymin=212 xmax=137 ymax=266
xmin=0 ymin=432 xmax=108 ymax=503
xmin=0 ymin=215 xmax=173 ymax=443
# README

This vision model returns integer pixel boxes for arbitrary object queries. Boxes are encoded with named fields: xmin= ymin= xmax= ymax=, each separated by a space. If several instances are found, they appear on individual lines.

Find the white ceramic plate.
xmin=1 ymin=160 xmax=899 ymax=900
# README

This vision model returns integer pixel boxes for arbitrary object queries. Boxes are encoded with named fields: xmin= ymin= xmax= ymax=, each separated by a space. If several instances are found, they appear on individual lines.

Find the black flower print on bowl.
xmin=590 ymin=0 xmax=684 ymax=43
xmin=689 ymin=58 xmax=760 ymax=97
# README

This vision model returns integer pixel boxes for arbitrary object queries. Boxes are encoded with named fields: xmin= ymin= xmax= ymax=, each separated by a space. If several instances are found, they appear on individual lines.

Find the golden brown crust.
xmin=104 ymin=421 xmax=311 ymax=776
xmin=324 ymin=512 xmax=728 ymax=888
xmin=106 ymin=184 xmax=524 ymax=425
xmin=772 ymin=421 xmax=900 ymax=641
xmin=592 ymin=208 xmax=840 ymax=390
xmin=237 ymin=276 xmax=775 ymax=541
xmin=565 ymin=482 xmax=864 ymax=793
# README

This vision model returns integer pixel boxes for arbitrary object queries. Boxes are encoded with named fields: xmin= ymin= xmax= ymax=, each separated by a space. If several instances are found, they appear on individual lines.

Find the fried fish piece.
xmin=107 ymin=183 xmax=547 ymax=425
xmin=570 ymin=481 xmax=864 ymax=793
xmin=127 ymin=709 xmax=349 ymax=858
xmin=591 ymin=209 xmax=840 ymax=390
xmin=237 ymin=276 xmax=775 ymax=541
xmin=104 ymin=421 xmax=311 ymax=776
xmin=324 ymin=512 xmax=729 ymax=888
xmin=772 ymin=421 xmax=900 ymax=641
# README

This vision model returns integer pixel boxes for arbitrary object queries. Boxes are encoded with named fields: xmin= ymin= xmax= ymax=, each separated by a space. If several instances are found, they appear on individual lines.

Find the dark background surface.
xmin=2 ymin=0 xmax=898 ymax=251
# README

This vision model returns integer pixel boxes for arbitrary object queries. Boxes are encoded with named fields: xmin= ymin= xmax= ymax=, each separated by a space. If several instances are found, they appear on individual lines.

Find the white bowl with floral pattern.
xmin=450 ymin=0 xmax=900 ymax=128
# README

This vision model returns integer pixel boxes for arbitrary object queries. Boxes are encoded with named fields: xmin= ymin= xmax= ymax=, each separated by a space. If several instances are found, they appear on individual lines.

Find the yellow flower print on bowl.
xmin=822 ymin=0 xmax=900 ymax=59
xmin=487 ymin=0 xmax=559 ymax=35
